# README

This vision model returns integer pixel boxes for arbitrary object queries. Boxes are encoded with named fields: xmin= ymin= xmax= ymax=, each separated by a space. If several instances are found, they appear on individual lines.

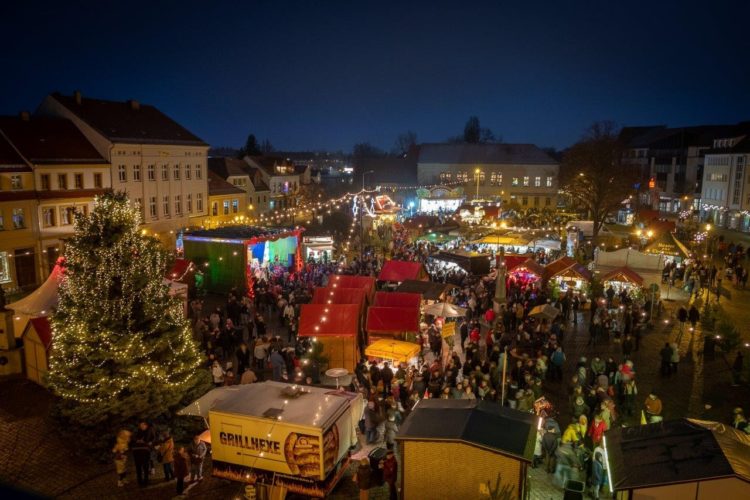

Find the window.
xmin=491 ymin=172 xmax=503 ymax=186
xmin=534 ymin=196 xmax=540 ymax=206
xmin=11 ymin=175 xmax=22 ymax=190
xmin=733 ymin=163 xmax=744 ymax=205
xmin=523 ymin=176 xmax=529 ymax=186
xmin=546 ymin=176 xmax=553 ymax=187
xmin=149 ymin=197 xmax=157 ymax=218
xmin=212 ymin=202 xmax=218 ymax=216
xmin=440 ymin=172 xmax=452 ymax=182
xmin=173 ymin=164 xmax=180 ymax=180
xmin=12 ymin=208 xmax=24 ymax=229
xmin=175 ymin=195 xmax=181 ymax=215
xmin=161 ymin=165 xmax=169 ymax=181
xmin=197 ymin=193 xmax=203 ymax=212
xmin=94 ymin=173 xmax=103 ymax=188
xmin=40 ymin=174 xmax=50 ymax=190
xmin=512 ymin=177 xmax=519 ymax=186
xmin=223 ymin=200 xmax=230 ymax=215
xmin=232 ymin=199 xmax=239 ymax=213
xmin=187 ymin=193 xmax=192 ymax=213
xmin=60 ymin=206 xmax=76 ymax=225
xmin=163 ymin=196 xmax=170 ymax=216
xmin=58 ymin=174 xmax=68 ymax=190
xmin=545 ymin=197 xmax=551 ymax=206
xmin=133 ymin=165 xmax=141 ymax=182
xmin=185 ymin=164 xmax=191 ymax=180
xmin=534 ymin=176 xmax=541 ymax=187
xmin=74 ymin=173 xmax=84 ymax=189
xmin=195 ymin=164 xmax=202 ymax=179
xmin=147 ymin=165 xmax=155 ymax=181
xmin=118 ymin=165 xmax=127 ymax=182
xmin=42 ymin=207 xmax=56 ymax=227
xmin=522 ymin=196 xmax=528 ymax=206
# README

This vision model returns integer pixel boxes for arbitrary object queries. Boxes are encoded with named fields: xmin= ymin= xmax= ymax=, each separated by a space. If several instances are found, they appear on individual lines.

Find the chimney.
xmin=128 ymin=99 xmax=140 ymax=110
xmin=19 ymin=111 xmax=30 ymax=121
xmin=74 ymin=90 xmax=82 ymax=104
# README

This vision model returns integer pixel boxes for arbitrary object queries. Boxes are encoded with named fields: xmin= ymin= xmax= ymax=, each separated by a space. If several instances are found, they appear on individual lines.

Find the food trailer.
xmin=209 ymin=381 xmax=364 ymax=497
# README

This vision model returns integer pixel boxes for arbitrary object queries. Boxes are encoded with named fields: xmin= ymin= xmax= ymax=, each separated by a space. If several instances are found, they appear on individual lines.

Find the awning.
xmin=423 ymin=302 xmax=467 ymax=318
xmin=311 ymin=287 xmax=366 ymax=307
xmin=7 ymin=258 xmax=65 ymax=317
xmin=26 ymin=317 xmax=53 ymax=350
xmin=396 ymin=280 xmax=457 ymax=301
xmin=433 ymin=250 xmax=491 ymax=275
xmin=299 ymin=303 xmax=361 ymax=337
xmin=415 ymin=233 xmax=458 ymax=244
xmin=374 ymin=291 xmax=422 ymax=308
xmin=378 ymin=260 xmax=429 ymax=282
xmin=476 ymin=234 xmax=531 ymax=246
xmin=366 ymin=306 xmax=420 ymax=334
xmin=601 ymin=266 xmax=644 ymax=286
xmin=365 ymin=339 xmax=420 ymax=363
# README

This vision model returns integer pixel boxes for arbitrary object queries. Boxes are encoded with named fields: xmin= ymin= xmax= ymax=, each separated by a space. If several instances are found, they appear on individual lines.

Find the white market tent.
xmin=7 ymin=259 xmax=64 ymax=318
xmin=594 ymin=248 xmax=665 ymax=272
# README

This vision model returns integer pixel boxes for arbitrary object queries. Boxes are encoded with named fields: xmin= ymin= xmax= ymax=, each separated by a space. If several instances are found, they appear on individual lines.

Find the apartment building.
xmin=37 ymin=91 xmax=209 ymax=247
xmin=700 ymin=132 xmax=750 ymax=231
xmin=244 ymin=155 xmax=300 ymax=212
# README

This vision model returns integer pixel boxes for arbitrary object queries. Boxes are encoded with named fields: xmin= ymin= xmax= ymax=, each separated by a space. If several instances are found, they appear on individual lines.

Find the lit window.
xmin=223 ymin=200 xmax=230 ymax=215
xmin=546 ymin=176 xmax=553 ymax=187
xmin=534 ymin=176 xmax=541 ymax=187
xmin=11 ymin=175 xmax=22 ymax=190
xmin=12 ymin=208 xmax=25 ymax=229
xmin=512 ymin=177 xmax=519 ymax=186
xmin=42 ymin=207 xmax=56 ymax=227
xmin=133 ymin=165 xmax=141 ymax=182
xmin=232 ymin=199 xmax=239 ymax=213
xmin=60 ymin=206 xmax=76 ymax=225
xmin=523 ymin=176 xmax=529 ymax=186
xmin=118 ymin=165 xmax=126 ymax=183
xmin=0 ymin=251 xmax=9 ymax=283
xmin=147 ymin=165 xmax=155 ymax=181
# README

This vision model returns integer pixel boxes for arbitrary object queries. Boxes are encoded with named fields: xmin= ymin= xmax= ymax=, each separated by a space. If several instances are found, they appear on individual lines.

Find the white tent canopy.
xmin=7 ymin=260 xmax=64 ymax=317
xmin=594 ymin=248 xmax=665 ymax=272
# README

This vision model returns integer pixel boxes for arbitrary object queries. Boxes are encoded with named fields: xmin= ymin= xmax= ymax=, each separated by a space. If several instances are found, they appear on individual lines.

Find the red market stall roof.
xmin=509 ymin=258 xmax=546 ymax=278
xmin=601 ymin=266 xmax=644 ymax=286
xmin=544 ymin=256 xmax=592 ymax=282
xmin=299 ymin=303 xmax=361 ymax=337
xmin=500 ymin=255 xmax=530 ymax=272
xmin=311 ymin=287 xmax=366 ymax=308
xmin=378 ymin=260 xmax=429 ymax=282
xmin=328 ymin=274 xmax=376 ymax=302
xmin=374 ymin=291 xmax=422 ymax=308
xmin=366 ymin=307 xmax=420 ymax=334
xmin=28 ymin=317 xmax=53 ymax=350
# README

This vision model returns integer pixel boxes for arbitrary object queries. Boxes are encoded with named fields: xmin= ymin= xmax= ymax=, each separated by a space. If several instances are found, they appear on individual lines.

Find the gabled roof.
xmin=207 ymin=170 xmax=245 ymax=196
xmin=418 ymin=143 xmax=557 ymax=165
xmin=48 ymin=92 xmax=207 ymax=146
xmin=0 ymin=131 xmax=29 ymax=170
xmin=397 ymin=399 xmax=537 ymax=461
xmin=26 ymin=317 xmax=53 ymax=350
xmin=298 ymin=303 xmax=361 ymax=337
xmin=601 ymin=266 xmax=643 ymax=285
xmin=245 ymin=166 xmax=270 ymax=192
xmin=246 ymin=155 xmax=297 ymax=177
xmin=208 ymin=156 xmax=251 ymax=178
xmin=378 ymin=260 xmax=429 ymax=282
xmin=0 ymin=116 xmax=105 ymax=164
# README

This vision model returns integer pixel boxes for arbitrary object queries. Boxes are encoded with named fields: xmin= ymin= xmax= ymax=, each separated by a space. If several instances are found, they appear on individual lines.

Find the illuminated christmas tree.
xmin=48 ymin=192 xmax=204 ymax=427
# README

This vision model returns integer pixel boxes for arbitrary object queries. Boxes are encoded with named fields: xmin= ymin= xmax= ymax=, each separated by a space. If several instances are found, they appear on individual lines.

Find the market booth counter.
xmin=364 ymin=339 xmax=420 ymax=365
xmin=605 ymin=419 xmax=750 ymax=500
xmin=208 ymin=382 xmax=364 ymax=498
xmin=299 ymin=303 xmax=361 ymax=374
xmin=396 ymin=399 xmax=538 ymax=500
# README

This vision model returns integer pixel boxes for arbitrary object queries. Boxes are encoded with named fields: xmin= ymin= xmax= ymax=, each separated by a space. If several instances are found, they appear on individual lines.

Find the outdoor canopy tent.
xmin=395 ymin=280 xmax=457 ymax=301
xmin=509 ymin=258 xmax=546 ymax=280
xmin=364 ymin=339 xmax=420 ymax=363
xmin=373 ymin=291 xmax=422 ymax=309
xmin=644 ymin=231 xmax=692 ymax=260
xmin=595 ymin=247 xmax=665 ymax=272
xmin=605 ymin=419 xmax=750 ymax=499
xmin=366 ymin=307 xmax=420 ymax=335
xmin=432 ymin=250 xmax=491 ymax=275
xmin=327 ymin=274 xmax=376 ymax=303
xmin=298 ymin=304 xmax=361 ymax=337
xmin=8 ymin=257 xmax=64 ymax=319
xmin=423 ymin=302 xmax=467 ymax=318
xmin=311 ymin=287 xmax=366 ymax=308
xmin=377 ymin=260 xmax=429 ymax=282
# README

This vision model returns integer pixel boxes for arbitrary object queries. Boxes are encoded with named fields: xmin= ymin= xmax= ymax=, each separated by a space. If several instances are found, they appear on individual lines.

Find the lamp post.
xmin=360 ymin=170 xmax=374 ymax=263
xmin=475 ymin=168 xmax=481 ymax=200
xmin=705 ymin=223 xmax=712 ymax=262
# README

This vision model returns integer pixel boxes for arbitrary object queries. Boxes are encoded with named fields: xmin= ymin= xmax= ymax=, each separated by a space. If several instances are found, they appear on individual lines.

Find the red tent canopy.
xmin=601 ymin=266 xmax=644 ymax=286
xmin=510 ymin=258 xmax=546 ymax=278
xmin=299 ymin=304 xmax=361 ymax=337
xmin=378 ymin=260 xmax=429 ymax=282
xmin=312 ymin=287 xmax=367 ymax=307
xmin=501 ymin=255 xmax=530 ymax=272
xmin=374 ymin=291 xmax=422 ymax=308
xmin=328 ymin=275 xmax=376 ymax=302
xmin=366 ymin=306 xmax=420 ymax=334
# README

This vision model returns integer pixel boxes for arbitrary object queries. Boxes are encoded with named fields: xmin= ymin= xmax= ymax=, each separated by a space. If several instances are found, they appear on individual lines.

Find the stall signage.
xmin=441 ymin=322 xmax=456 ymax=338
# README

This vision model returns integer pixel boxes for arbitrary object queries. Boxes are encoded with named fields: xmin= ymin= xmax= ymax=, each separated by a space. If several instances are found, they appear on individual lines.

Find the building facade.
xmin=189 ymin=171 xmax=246 ymax=228
xmin=244 ymin=156 xmax=301 ymax=212
xmin=700 ymin=133 xmax=750 ymax=231
xmin=416 ymin=143 xmax=558 ymax=209
xmin=37 ymin=91 xmax=209 ymax=247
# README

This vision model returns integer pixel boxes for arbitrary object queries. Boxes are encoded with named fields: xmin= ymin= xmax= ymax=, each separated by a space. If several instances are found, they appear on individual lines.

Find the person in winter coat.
xmin=381 ymin=451 xmax=398 ymax=500
xmin=364 ymin=401 xmax=379 ymax=444
xmin=670 ymin=343 xmax=680 ymax=374
xmin=572 ymin=397 xmax=590 ymax=419
xmin=270 ymin=349 xmax=286 ymax=381
xmin=591 ymin=451 xmax=606 ymax=499
xmin=158 ymin=431 xmax=175 ymax=481
xmin=113 ymin=429 xmax=131 ymax=487
xmin=541 ymin=426 xmax=559 ymax=473
xmin=211 ymin=360 xmax=225 ymax=387
xmin=132 ymin=421 xmax=155 ymax=487
xmin=384 ymin=414 xmax=399 ymax=450
xmin=174 ymin=446 xmax=189 ymax=495
xmin=353 ymin=458 xmax=373 ymax=500
xmin=622 ymin=378 xmax=638 ymax=417
xmin=588 ymin=414 xmax=607 ymax=446
xmin=645 ymin=392 xmax=663 ymax=422
xmin=189 ymin=434 xmax=207 ymax=481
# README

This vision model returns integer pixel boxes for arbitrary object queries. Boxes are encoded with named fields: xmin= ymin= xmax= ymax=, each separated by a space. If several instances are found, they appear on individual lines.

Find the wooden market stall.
xmin=366 ymin=307 xmax=420 ymax=340
xmin=601 ymin=266 xmax=644 ymax=293
xmin=395 ymin=280 xmax=457 ymax=302
xmin=22 ymin=317 xmax=52 ymax=386
xmin=432 ymin=250 xmax=491 ymax=275
xmin=544 ymin=256 xmax=592 ymax=291
xmin=364 ymin=339 xmax=420 ymax=364
xmin=397 ymin=399 xmax=538 ymax=500
xmin=605 ymin=419 xmax=750 ymax=500
xmin=326 ymin=275 xmax=376 ymax=304
xmin=298 ymin=303 xmax=361 ymax=373
xmin=377 ymin=260 xmax=429 ymax=283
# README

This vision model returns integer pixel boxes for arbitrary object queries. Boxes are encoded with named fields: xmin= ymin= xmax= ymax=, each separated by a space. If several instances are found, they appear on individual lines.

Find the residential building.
xmin=0 ymin=133 xmax=38 ymax=292
xmin=246 ymin=167 xmax=271 ymax=214
xmin=0 ymin=115 xmax=110 ymax=280
xmin=37 ymin=91 xmax=209 ymax=247
xmin=416 ymin=143 xmax=559 ymax=209
xmin=700 ymin=132 xmax=750 ymax=230
xmin=244 ymin=155 xmax=301 ymax=212
xmin=189 ymin=171 xmax=246 ymax=228
xmin=207 ymin=156 xmax=260 ymax=217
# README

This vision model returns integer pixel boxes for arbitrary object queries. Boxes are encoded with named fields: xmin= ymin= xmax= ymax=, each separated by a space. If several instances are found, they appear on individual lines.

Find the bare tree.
xmin=392 ymin=131 xmax=417 ymax=156
xmin=561 ymin=121 xmax=637 ymax=240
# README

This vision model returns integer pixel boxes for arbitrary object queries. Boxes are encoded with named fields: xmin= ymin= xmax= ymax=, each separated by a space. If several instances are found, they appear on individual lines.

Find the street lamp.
xmin=475 ymin=168 xmax=481 ymax=200
xmin=705 ymin=223 xmax=712 ymax=260
xmin=646 ymin=230 xmax=654 ymax=238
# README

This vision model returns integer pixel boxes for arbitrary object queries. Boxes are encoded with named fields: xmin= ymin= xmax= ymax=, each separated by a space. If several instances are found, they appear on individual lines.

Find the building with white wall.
xmin=701 ymin=132 xmax=750 ymax=231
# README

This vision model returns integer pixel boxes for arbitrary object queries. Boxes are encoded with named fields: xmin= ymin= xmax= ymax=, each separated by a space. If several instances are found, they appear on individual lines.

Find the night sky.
xmin=2 ymin=0 xmax=749 ymax=152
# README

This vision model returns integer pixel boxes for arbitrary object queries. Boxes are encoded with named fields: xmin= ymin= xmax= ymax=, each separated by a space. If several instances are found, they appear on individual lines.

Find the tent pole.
xmin=501 ymin=346 xmax=508 ymax=406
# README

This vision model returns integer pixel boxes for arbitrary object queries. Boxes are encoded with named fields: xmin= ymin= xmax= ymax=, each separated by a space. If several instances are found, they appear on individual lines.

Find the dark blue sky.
xmin=2 ymin=0 xmax=749 ymax=152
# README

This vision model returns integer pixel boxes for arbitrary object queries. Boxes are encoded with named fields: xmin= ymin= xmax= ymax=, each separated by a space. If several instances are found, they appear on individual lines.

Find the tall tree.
xmin=48 ymin=192 xmax=204 ymax=427
xmin=237 ymin=134 xmax=262 ymax=157
xmin=561 ymin=121 xmax=637 ymax=240
xmin=464 ymin=116 xmax=481 ymax=143
xmin=392 ymin=131 xmax=417 ymax=156
xmin=352 ymin=142 xmax=385 ymax=158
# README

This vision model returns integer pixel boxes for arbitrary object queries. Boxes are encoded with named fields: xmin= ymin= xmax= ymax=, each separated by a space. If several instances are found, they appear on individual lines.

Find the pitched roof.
xmin=601 ymin=266 xmax=643 ymax=286
xmin=247 ymin=155 xmax=297 ymax=177
xmin=207 ymin=170 xmax=244 ymax=196
xmin=0 ymin=116 xmax=105 ymax=164
xmin=208 ymin=156 xmax=251 ymax=178
xmin=49 ymin=92 xmax=207 ymax=146
xmin=27 ymin=317 xmax=53 ymax=350
xmin=0 ymin=132 xmax=29 ymax=171
xmin=245 ymin=167 xmax=270 ymax=192
xmin=417 ymin=143 xmax=557 ymax=165
xmin=397 ymin=399 xmax=537 ymax=461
